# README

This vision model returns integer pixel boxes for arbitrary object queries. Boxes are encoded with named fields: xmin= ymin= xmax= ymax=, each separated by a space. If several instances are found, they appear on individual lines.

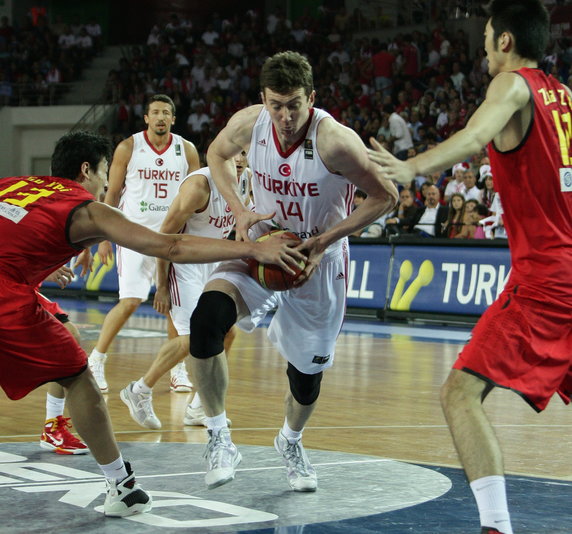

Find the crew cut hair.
xmin=485 ymin=0 xmax=549 ymax=62
xmin=51 ymin=130 xmax=111 ymax=181
xmin=145 ymin=94 xmax=176 ymax=116
xmin=260 ymin=51 xmax=314 ymax=97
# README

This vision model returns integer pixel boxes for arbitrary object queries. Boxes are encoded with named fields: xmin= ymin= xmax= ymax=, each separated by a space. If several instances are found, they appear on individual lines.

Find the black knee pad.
xmin=287 ymin=362 xmax=323 ymax=405
xmin=190 ymin=291 xmax=237 ymax=359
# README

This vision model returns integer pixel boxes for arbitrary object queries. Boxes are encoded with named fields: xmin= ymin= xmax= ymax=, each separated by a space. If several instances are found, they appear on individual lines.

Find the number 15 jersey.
xmin=120 ymin=131 xmax=189 ymax=230
xmin=247 ymin=107 xmax=355 ymax=252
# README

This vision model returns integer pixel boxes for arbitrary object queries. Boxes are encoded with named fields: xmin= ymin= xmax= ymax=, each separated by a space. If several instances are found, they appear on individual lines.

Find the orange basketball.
xmin=248 ymin=230 xmax=305 ymax=291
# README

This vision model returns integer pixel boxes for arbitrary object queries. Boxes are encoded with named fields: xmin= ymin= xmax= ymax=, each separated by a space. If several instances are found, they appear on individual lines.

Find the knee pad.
xmin=287 ymin=363 xmax=323 ymax=405
xmin=190 ymin=291 xmax=237 ymax=359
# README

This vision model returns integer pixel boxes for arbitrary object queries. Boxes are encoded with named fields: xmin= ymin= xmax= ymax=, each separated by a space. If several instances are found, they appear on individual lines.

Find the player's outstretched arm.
xmin=69 ymin=202 xmax=306 ymax=272
xmin=154 ymin=173 xmax=210 ymax=315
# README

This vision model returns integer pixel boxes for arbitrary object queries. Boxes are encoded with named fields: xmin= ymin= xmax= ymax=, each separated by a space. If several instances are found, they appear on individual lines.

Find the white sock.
xmin=190 ymin=392 xmax=202 ymax=409
xmin=205 ymin=412 xmax=228 ymax=432
xmin=281 ymin=419 xmax=303 ymax=443
xmin=132 ymin=378 xmax=152 ymax=395
xmin=46 ymin=393 xmax=65 ymax=420
xmin=99 ymin=455 xmax=128 ymax=482
xmin=470 ymin=475 xmax=513 ymax=534
xmin=90 ymin=348 xmax=106 ymax=359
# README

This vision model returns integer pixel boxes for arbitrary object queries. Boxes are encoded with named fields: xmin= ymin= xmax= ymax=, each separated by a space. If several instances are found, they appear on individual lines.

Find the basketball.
xmin=248 ymin=230 xmax=305 ymax=291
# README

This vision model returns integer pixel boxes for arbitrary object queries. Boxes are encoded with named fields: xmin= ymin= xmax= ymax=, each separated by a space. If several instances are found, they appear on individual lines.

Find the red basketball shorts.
xmin=0 ymin=276 xmax=86 ymax=400
xmin=454 ymin=284 xmax=572 ymax=412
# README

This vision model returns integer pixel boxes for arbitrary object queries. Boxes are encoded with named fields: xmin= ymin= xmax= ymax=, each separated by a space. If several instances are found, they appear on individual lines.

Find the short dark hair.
xmin=51 ymin=131 xmax=111 ymax=180
xmin=260 ymin=51 xmax=314 ymax=97
xmin=145 ymin=94 xmax=176 ymax=116
xmin=485 ymin=0 xmax=549 ymax=62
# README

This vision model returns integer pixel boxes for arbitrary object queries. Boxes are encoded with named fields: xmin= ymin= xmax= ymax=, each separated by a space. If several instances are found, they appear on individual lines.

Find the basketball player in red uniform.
xmin=368 ymin=1 xmax=572 ymax=533
xmin=0 ymin=130 xmax=304 ymax=519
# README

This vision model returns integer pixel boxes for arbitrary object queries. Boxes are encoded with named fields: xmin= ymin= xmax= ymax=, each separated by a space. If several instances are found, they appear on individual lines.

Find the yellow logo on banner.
xmin=86 ymin=252 xmax=115 ymax=291
xmin=390 ymin=260 xmax=434 ymax=311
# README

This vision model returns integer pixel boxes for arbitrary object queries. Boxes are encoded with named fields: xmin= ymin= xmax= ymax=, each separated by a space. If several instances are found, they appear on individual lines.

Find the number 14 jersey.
xmin=247 ymin=107 xmax=355 ymax=251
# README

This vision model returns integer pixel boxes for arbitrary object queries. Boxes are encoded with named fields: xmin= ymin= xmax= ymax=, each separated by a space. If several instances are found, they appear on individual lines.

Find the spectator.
xmin=372 ymin=41 xmax=395 ymax=95
xmin=385 ymin=104 xmax=414 ymax=158
xmin=410 ymin=185 xmax=449 ymax=237
xmin=462 ymin=169 xmax=480 ymax=201
xmin=454 ymin=199 xmax=479 ymax=239
xmin=479 ymin=171 xmax=496 ymax=210
xmin=443 ymin=162 xmax=468 ymax=201
xmin=384 ymin=188 xmax=417 ymax=235
xmin=443 ymin=193 xmax=466 ymax=238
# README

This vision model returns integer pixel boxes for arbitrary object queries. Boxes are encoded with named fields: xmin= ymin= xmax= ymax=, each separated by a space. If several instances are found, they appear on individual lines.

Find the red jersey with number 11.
xmin=488 ymin=67 xmax=572 ymax=304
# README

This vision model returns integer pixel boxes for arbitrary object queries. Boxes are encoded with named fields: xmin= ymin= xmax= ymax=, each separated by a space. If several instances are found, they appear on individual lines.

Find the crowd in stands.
xmin=1 ymin=4 xmax=571 ymax=241
xmin=98 ymin=5 xmax=570 ymax=241
xmin=0 ymin=12 xmax=100 ymax=106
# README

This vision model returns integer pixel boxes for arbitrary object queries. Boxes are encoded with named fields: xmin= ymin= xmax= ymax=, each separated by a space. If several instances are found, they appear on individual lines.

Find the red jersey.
xmin=0 ymin=175 xmax=93 ymax=286
xmin=488 ymin=68 xmax=572 ymax=304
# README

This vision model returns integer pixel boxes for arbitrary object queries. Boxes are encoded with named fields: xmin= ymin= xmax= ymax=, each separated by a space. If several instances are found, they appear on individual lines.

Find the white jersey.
xmin=169 ymin=165 xmax=251 ymax=335
xmin=182 ymin=166 xmax=250 ymax=240
xmin=247 ymin=107 xmax=354 ymax=251
xmin=120 ymin=131 xmax=189 ymax=230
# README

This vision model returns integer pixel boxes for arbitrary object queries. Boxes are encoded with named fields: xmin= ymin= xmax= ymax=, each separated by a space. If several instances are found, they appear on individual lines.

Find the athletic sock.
xmin=99 ymin=455 xmax=128 ymax=482
xmin=46 ymin=393 xmax=65 ymax=420
xmin=132 ymin=378 xmax=152 ymax=395
xmin=470 ymin=475 xmax=513 ymax=534
xmin=281 ymin=419 xmax=303 ymax=443
xmin=205 ymin=412 xmax=228 ymax=433
xmin=90 ymin=348 xmax=106 ymax=359
xmin=190 ymin=391 xmax=202 ymax=409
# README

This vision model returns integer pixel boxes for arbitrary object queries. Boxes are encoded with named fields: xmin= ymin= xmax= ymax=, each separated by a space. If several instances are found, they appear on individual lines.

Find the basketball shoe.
xmin=40 ymin=416 xmax=89 ymax=455
xmin=184 ymin=404 xmax=232 ymax=427
xmin=169 ymin=362 xmax=193 ymax=392
xmin=204 ymin=428 xmax=241 ymax=489
xmin=120 ymin=382 xmax=161 ymax=430
xmin=274 ymin=431 xmax=317 ymax=492
xmin=88 ymin=351 xmax=108 ymax=393
xmin=104 ymin=462 xmax=152 ymax=517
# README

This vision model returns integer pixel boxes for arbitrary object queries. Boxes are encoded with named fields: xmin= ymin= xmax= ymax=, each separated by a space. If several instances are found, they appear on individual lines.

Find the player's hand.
xmin=153 ymin=286 xmax=171 ymax=316
xmin=75 ymin=248 xmax=93 ymax=277
xmin=45 ymin=265 xmax=75 ymax=289
xmin=253 ymin=233 xmax=307 ymax=275
xmin=97 ymin=240 xmax=113 ymax=265
xmin=292 ymin=236 xmax=325 ymax=287
xmin=367 ymin=137 xmax=415 ymax=185
xmin=234 ymin=210 xmax=276 ymax=242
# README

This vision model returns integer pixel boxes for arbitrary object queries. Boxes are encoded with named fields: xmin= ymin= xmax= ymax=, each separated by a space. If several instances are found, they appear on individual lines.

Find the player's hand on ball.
xmin=250 ymin=230 xmax=307 ymax=290
xmin=292 ymin=235 xmax=326 ymax=287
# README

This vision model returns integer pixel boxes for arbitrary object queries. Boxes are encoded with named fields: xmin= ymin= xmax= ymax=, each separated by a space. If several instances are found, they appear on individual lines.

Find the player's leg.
xmin=441 ymin=369 xmax=511 ymax=534
xmin=270 ymin=246 xmax=346 ymax=492
xmin=89 ymin=248 xmax=154 ymax=392
xmin=35 ymin=295 xmax=88 ymax=454
xmin=273 ymin=364 xmax=322 ymax=492
xmin=58 ymin=369 xmax=152 ymax=516
xmin=184 ymin=325 xmax=236 ymax=427
xmin=120 ymin=335 xmax=189 ymax=429
xmin=189 ymin=279 xmax=244 ymax=489
xmin=167 ymin=313 xmax=192 ymax=392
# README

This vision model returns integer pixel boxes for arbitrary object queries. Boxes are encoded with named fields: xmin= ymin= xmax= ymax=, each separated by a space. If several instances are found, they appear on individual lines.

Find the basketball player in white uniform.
xmin=89 ymin=95 xmax=200 ymax=393
xmin=188 ymin=51 xmax=398 ymax=492
xmin=118 ymin=153 xmax=252 ymax=430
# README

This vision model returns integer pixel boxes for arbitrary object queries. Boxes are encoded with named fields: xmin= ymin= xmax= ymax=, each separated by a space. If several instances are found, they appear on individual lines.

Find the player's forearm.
xmin=208 ymin=154 xmax=249 ymax=215
xmin=156 ymin=257 xmax=170 ymax=288
xmin=166 ymin=234 xmax=259 ymax=264
xmin=409 ymin=128 xmax=486 ymax=176
xmin=317 ymin=192 xmax=396 ymax=250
